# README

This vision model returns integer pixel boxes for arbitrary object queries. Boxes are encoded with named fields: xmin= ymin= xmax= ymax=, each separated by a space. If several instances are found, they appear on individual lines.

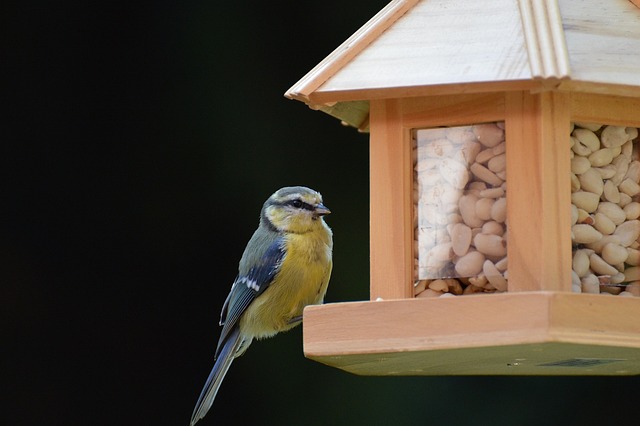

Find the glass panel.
xmin=570 ymin=122 xmax=640 ymax=296
xmin=413 ymin=122 xmax=507 ymax=297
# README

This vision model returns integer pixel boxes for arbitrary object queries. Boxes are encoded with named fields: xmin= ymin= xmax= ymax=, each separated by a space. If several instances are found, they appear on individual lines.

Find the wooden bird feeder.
xmin=286 ymin=0 xmax=640 ymax=375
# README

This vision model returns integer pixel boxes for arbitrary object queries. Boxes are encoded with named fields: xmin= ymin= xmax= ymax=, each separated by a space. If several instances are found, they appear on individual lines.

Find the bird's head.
xmin=261 ymin=186 xmax=331 ymax=234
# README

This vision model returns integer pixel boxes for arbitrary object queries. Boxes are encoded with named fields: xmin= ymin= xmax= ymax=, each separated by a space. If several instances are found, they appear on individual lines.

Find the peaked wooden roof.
xmin=286 ymin=0 xmax=640 ymax=131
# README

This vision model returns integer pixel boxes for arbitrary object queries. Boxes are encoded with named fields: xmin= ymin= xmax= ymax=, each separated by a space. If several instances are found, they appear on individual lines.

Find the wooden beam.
xmin=571 ymin=92 xmax=640 ymax=127
xmin=506 ymin=91 xmax=572 ymax=291
xmin=369 ymin=99 xmax=413 ymax=300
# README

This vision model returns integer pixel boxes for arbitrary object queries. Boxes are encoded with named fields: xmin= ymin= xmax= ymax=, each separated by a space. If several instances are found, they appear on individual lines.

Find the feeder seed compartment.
xmin=570 ymin=122 xmax=640 ymax=295
xmin=414 ymin=122 xmax=508 ymax=297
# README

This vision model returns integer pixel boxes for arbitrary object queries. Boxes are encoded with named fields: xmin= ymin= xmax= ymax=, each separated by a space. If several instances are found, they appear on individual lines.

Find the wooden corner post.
xmin=506 ymin=90 xmax=572 ymax=292
xmin=369 ymin=99 xmax=414 ymax=300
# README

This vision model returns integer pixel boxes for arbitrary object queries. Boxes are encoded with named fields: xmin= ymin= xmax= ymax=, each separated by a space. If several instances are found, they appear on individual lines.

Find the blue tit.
xmin=190 ymin=186 xmax=333 ymax=425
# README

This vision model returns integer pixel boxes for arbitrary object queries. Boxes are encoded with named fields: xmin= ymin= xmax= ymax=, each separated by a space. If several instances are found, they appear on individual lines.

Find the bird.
xmin=190 ymin=186 xmax=333 ymax=425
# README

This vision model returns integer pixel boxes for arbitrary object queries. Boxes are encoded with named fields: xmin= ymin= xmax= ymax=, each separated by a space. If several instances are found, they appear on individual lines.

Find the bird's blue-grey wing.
xmin=215 ymin=237 xmax=285 ymax=357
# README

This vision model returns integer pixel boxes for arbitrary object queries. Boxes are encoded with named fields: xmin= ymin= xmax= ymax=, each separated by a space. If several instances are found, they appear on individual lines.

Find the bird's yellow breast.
xmin=239 ymin=224 xmax=332 ymax=340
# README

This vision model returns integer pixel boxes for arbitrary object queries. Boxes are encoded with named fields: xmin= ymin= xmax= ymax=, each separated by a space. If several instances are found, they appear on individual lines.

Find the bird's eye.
xmin=291 ymin=200 xmax=303 ymax=208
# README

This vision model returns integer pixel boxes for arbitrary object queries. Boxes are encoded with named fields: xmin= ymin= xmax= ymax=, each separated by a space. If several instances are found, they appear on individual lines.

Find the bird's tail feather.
xmin=190 ymin=327 xmax=243 ymax=426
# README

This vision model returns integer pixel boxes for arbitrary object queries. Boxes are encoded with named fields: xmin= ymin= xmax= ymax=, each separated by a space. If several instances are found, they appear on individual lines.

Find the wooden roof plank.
xmin=284 ymin=0 xmax=418 ymax=105
xmin=315 ymin=0 xmax=532 ymax=96
xmin=559 ymin=0 xmax=640 ymax=90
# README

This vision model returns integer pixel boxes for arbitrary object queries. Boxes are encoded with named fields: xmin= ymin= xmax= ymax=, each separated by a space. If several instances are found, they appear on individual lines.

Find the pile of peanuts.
xmin=570 ymin=122 xmax=640 ymax=296
xmin=413 ymin=122 xmax=508 ymax=297
xmin=413 ymin=121 xmax=640 ymax=298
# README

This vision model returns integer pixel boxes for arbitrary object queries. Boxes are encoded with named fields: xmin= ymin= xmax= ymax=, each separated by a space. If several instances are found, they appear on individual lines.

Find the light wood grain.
xmin=287 ymin=0 xmax=640 ymax=129
xmin=505 ymin=91 xmax=572 ymax=292
xmin=558 ymin=81 xmax=640 ymax=99
xmin=285 ymin=0 xmax=418 ymax=104
xmin=369 ymin=99 xmax=413 ymax=300
xmin=314 ymin=0 xmax=531 ymax=100
xmin=305 ymin=81 xmax=539 ymax=106
xmin=571 ymin=92 xmax=640 ymax=127
xmin=400 ymin=93 xmax=505 ymax=128
xmin=303 ymin=293 xmax=640 ymax=375
xmin=558 ymin=0 xmax=640 ymax=92
xmin=518 ymin=0 xmax=571 ymax=81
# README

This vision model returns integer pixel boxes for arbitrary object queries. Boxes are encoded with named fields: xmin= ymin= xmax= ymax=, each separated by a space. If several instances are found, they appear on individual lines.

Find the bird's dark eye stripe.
xmin=282 ymin=199 xmax=315 ymax=211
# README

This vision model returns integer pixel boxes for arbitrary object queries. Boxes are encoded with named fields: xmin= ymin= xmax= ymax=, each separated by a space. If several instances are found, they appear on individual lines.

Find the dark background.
xmin=4 ymin=1 xmax=639 ymax=425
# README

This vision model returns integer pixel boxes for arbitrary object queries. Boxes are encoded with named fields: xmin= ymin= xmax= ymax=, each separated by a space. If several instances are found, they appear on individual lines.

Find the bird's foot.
xmin=287 ymin=315 xmax=303 ymax=325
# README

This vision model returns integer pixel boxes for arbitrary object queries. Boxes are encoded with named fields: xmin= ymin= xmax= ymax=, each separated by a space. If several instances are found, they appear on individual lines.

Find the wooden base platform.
xmin=302 ymin=292 xmax=640 ymax=376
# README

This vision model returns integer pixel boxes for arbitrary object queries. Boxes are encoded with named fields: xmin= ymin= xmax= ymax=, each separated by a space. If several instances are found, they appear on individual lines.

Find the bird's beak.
xmin=314 ymin=203 xmax=331 ymax=216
